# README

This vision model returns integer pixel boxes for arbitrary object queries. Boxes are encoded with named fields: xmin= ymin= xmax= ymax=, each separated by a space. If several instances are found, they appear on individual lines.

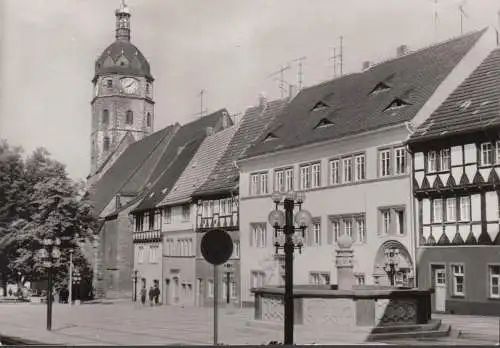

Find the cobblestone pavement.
xmin=0 ymin=302 xmax=498 ymax=345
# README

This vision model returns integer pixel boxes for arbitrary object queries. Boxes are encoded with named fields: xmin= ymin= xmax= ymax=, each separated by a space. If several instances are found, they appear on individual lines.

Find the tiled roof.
xmin=86 ymin=125 xmax=177 ymax=215
xmin=242 ymin=30 xmax=485 ymax=159
xmin=131 ymin=109 xmax=232 ymax=213
xmin=158 ymin=125 xmax=239 ymax=206
xmin=193 ymin=99 xmax=288 ymax=197
xmin=408 ymin=47 xmax=500 ymax=143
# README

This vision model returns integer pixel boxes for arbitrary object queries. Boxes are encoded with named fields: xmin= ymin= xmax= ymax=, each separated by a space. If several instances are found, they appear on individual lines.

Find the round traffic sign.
xmin=201 ymin=229 xmax=234 ymax=266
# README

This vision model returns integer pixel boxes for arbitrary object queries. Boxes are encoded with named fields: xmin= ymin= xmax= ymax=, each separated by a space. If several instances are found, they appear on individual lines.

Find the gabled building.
xmin=130 ymin=110 xmax=233 ymax=304
xmin=236 ymin=29 xmax=495 ymax=306
xmin=407 ymin=47 xmax=500 ymax=315
xmin=192 ymin=97 xmax=288 ymax=306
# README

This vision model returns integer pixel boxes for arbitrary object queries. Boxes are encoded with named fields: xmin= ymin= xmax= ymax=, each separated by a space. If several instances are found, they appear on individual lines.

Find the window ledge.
xmin=450 ymin=294 xmax=465 ymax=299
xmin=426 ymin=170 xmax=450 ymax=175
xmin=488 ymin=296 xmax=500 ymax=301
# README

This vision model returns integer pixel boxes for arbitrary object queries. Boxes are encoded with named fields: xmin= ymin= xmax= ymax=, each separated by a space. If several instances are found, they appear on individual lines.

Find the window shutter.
xmin=327 ymin=220 xmax=333 ymax=245
xmin=249 ymin=225 xmax=254 ymax=247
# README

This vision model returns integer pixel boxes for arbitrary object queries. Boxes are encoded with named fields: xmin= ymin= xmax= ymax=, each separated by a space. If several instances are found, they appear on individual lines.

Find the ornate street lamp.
xmin=384 ymin=247 xmax=400 ymax=287
xmin=132 ymin=270 xmax=139 ymax=302
xmin=38 ymin=237 xmax=62 ymax=331
xmin=73 ymin=268 xmax=82 ymax=304
xmin=268 ymin=190 xmax=312 ymax=345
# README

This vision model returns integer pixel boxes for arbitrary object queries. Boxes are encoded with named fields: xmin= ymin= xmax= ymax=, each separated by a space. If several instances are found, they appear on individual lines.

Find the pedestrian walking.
xmin=148 ymin=286 xmax=154 ymax=306
xmin=140 ymin=286 xmax=146 ymax=305
xmin=153 ymin=285 xmax=160 ymax=305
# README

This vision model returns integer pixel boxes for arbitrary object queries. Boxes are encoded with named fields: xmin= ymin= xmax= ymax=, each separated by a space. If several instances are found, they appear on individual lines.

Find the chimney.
xmin=362 ymin=61 xmax=371 ymax=70
xmin=221 ymin=111 xmax=230 ymax=129
xmin=258 ymin=92 xmax=268 ymax=107
xmin=396 ymin=45 xmax=408 ymax=57
xmin=115 ymin=194 xmax=121 ymax=210
xmin=206 ymin=127 xmax=214 ymax=136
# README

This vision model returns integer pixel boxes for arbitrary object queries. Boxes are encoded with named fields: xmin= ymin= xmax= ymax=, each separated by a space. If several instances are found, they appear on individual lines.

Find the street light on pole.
xmin=39 ymin=237 xmax=62 ymax=331
xmin=68 ymin=249 xmax=73 ymax=306
xmin=132 ymin=270 xmax=139 ymax=302
xmin=73 ymin=268 xmax=81 ymax=305
xmin=268 ymin=190 xmax=312 ymax=345
xmin=384 ymin=248 xmax=400 ymax=287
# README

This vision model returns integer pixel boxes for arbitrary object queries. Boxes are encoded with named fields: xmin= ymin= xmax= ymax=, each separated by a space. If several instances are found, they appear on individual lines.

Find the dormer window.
xmin=314 ymin=118 xmax=334 ymax=129
xmin=103 ymin=136 xmax=110 ymax=151
xmin=106 ymin=79 xmax=113 ymax=88
xmin=311 ymin=101 xmax=329 ymax=112
xmin=385 ymin=98 xmax=410 ymax=111
xmin=370 ymin=82 xmax=390 ymax=95
xmin=102 ymin=109 xmax=109 ymax=125
xmin=263 ymin=132 xmax=279 ymax=142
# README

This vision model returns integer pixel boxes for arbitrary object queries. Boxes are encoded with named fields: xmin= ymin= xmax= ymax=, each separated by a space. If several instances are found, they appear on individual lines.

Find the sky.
xmin=1 ymin=0 xmax=500 ymax=181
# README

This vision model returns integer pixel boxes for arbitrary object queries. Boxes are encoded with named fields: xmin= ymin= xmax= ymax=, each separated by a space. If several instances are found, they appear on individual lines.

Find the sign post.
xmin=200 ymin=229 xmax=233 ymax=346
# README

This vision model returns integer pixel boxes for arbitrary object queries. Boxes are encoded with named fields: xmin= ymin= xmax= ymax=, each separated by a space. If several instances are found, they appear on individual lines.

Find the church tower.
xmin=90 ymin=0 xmax=155 ymax=175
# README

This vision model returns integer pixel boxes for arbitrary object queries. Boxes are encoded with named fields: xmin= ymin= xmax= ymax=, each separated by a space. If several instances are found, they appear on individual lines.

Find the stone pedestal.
xmin=336 ymin=235 xmax=355 ymax=290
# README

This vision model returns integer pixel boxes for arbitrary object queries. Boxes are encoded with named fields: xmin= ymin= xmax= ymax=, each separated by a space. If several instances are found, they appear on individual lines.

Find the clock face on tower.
xmin=121 ymin=77 xmax=139 ymax=94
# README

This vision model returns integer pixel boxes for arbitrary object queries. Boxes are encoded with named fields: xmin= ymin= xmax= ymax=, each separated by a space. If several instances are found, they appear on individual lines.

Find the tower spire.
xmin=115 ymin=0 xmax=131 ymax=41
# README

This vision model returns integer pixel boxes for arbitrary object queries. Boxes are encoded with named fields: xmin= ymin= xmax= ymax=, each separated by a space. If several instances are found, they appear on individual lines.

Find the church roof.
xmin=132 ymin=109 xmax=233 ymax=213
xmin=86 ymin=125 xmax=177 ymax=215
xmin=408 ymin=47 xmax=500 ymax=144
xmin=241 ymin=29 xmax=485 ymax=160
xmin=94 ymin=40 xmax=152 ymax=82
xmin=193 ymin=98 xmax=288 ymax=198
xmin=158 ymin=125 xmax=239 ymax=206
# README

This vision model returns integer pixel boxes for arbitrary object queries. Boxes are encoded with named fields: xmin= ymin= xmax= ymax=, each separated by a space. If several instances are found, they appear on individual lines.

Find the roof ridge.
xmin=300 ymin=28 xmax=487 ymax=93
xmin=180 ymin=108 xmax=228 ymax=127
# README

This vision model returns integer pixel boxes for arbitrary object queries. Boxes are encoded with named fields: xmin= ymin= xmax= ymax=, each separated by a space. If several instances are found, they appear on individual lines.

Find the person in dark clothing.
xmin=153 ymin=285 xmax=160 ymax=305
xmin=148 ymin=286 xmax=154 ymax=306
xmin=140 ymin=286 xmax=147 ymax=305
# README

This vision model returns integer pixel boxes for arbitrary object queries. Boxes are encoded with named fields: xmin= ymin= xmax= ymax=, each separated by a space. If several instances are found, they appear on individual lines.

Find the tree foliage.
xmin=0 ymin=140 xmax=99 ymax=289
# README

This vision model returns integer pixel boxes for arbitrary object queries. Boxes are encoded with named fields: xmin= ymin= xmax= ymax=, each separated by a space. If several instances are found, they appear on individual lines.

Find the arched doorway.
xmin=373 ymin=240 xmax=414 ymax=288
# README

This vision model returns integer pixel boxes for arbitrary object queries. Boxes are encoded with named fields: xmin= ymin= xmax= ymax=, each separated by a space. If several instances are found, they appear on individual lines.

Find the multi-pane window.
xmin=106 ymin=79 xmax=113 ymax=88
xmin=311 ymin=163 xmax=321 ymax=188
xmin=459 ymin=196 xmax=471 ymax=221
xmin=329 ymin=159 xmax=340 ymax=185
xmin=381 ymin=209 xmax=391 ymax=235
xmin=489 ymin=265 xmax=500 ymax=299
xmin=446 ymin=198 xmax=456 ymax=222
xmin=357 ymin=217 xmax=366 ymax=243
xmin=311 ymin=221 xmax=321 ymax=246
xmin=137 ymin=246 xmax=145 ymax=263
xmin=496 ymin=142 xmax=500 ymax=164
xmin=135 ymin=214 xmax=144 ymax=232
xmin=395 ymin=209 xmax=405 ymax=235
xmin=147 ymin=113 xmax=152 ymax=127
xmin=440 ymin=149 xmax=450 ymax=171
xmin=355 ymin=274 xmax=366 ymax=285
xmin=355 ymin=155 xmax=366 ymax=181
xmin=207 ymin=280 xmax=214 ymax=298
xmin=309 ymin=272 xmax=330 ymax=285
xmin=284 ymin=168 xmax=294 ymax=192
xmin=394 ymin=147 xmax=406 ymax=174
xmin=343 ymin=158 xmax=352 ymax=183
xmin=231 ymin=241 xmax=240 ymax=259
xmin=451 ymin=264 xmax=465 ymax=296
xmin=250 ymin=223 xmax=267 ymax=248
xmin=332 ymin=220 xmax=340 ymax=241
xmin=250 ymin=172 xmax=268 ymax=195
xmin=300 ymin=165 xmax=312 ymax=189
xmin=343 ymin=219 xmax=353 ymax=238
xmin=250 ymin=271 xmax=265 ymax=289
xmin=182 ymin=204 xmax=190 ymax=221
xmin=274 ymin=169 xmax=285 ymax=192
xmin=432 ymin=199 xmax=443 ymax=223
xmin=427 ymin=151 xmax=437 ymax=173
xmin=163 ymin=207 xmax=172 ymax=223
xmin=380 ymin=150 xmax=391 ymax=177
xmin=149 ymin=244 xmax=159 ymax=263
xmin=310 ymin=273 xmax=320 ymax=285
xmin=481 ymin=143 xmax=494 ymax=166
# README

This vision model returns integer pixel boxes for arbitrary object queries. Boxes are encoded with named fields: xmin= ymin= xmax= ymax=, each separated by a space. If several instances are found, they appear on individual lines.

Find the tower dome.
xmin=93 ymin=0 xmax=153 ymax=82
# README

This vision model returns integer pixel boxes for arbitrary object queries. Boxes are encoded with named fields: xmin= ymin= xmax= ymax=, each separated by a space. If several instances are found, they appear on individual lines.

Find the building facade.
xmin=408 ymin=47 xmax=500 ymax=316
xmin=237 ymin=29 xmax=493 ymax=306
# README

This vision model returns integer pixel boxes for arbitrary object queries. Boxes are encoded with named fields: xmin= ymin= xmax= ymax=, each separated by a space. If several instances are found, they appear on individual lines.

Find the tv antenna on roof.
xmin=458 ymin=0 xmax=468 ymax=35
xmin=433 ymin=0 xmax=439 ymax=42
xmin=267 ymin=64 xmax=291 ymax=99
xmin=328 ymin=36 xmax=344 ymax=78
xmin=194 ymin=89 xmax=208 ymax=118
xmin=288 ymin=56 xmax=307 ymax=90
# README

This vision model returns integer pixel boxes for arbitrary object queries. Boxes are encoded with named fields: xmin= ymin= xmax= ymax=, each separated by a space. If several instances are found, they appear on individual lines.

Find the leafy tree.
xmin=0 ymin=142 xmax=99 ymax=294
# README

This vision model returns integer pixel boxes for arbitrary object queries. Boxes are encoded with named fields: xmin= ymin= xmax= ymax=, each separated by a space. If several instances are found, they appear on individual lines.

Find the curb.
xmin=0 ymin=335 xmax=54 ymax=346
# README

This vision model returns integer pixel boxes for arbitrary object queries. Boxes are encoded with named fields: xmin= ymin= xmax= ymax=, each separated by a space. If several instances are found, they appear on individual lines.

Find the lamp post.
xmin=224 ymin=263 xmax=233 ymax=304
xmin=68 ymin=249 xmax=73 ymax=306
xmin=268 ymin=190 xmax=312 ymax=345
xmin=132 ymin=270 xmax=139 ymax=302
xmin=91 ymin=236 xmax=99 ymax=299
xmin=39 ymin=237 xmax=62 ymax=331
xmin=73 ymin=268 xmax=81 ymax=304
xmin=384 ymin=248 xmax=400 ymax=287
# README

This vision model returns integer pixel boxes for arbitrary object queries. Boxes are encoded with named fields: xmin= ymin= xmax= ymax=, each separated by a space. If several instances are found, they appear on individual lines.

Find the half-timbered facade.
xmin=408 ymin=46 xmax=500 ymax=315
xmin=237 ymin=29 xmax=494 ymax=306
xmin=192 ymin=97 xmax=288 ymax=306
